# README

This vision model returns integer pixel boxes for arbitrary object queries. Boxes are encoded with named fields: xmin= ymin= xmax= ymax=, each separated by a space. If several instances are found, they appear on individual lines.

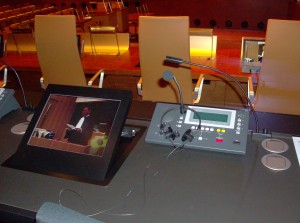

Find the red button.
xmin=216 ymin=138 xmax=223 ymax=143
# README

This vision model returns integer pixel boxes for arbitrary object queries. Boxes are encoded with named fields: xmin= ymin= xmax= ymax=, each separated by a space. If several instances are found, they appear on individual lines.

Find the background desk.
xmin=1 ymin=106 xmax=300 ymax=223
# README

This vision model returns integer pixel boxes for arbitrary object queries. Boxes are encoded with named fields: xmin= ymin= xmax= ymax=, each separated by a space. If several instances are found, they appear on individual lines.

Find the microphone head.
xmin=162 ymin=70 xmax=174 ymax=81
xmin=165 ymin=56 xmax=183 ymax=64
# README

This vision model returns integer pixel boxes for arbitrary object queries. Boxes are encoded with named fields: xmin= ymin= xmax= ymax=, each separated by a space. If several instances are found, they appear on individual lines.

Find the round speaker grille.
xmin=261 ymin=138 xmax=289 ymax=153
xmin=261 ymin=154 xmax=291 ymax=171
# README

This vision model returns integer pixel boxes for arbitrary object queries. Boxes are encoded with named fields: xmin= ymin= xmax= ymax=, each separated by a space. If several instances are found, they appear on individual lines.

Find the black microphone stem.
xmin=173 ymin=77 xmax=185 ymax=114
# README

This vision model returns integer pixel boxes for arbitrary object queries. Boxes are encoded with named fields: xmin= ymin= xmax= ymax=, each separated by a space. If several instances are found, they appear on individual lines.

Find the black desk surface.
xmin=1 ymin=107 xmax=300 ymax=223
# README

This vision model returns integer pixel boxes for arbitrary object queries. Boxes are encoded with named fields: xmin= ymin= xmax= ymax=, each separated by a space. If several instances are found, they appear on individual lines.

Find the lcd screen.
xmin=185 ymin=106 xmax=236 ymax=129
xmin=28 ymin=94 xmax=121 ymax=157
xmin=193 ymin=112 xmax=228 ymax=123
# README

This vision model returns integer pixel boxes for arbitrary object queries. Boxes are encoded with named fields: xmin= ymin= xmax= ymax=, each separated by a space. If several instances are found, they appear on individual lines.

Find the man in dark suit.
xmin=65 ymin=106 xmax=94 ymax=145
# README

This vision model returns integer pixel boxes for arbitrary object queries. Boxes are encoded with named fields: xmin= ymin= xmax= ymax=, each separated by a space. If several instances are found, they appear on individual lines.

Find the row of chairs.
xmin=139 ymin=16 xmax=300 ymax=115
xmin=0 ymin=15 xmax=245 ymax=108
xmin=0 ymin=15 xmax=104 ymax=88
xmin=7 ymin=7 xmax=77 ymax=33
xmin=89 ymin=0 xmax=124 ymax=14
xmin=0 ymin=6 xmax=56 ymax=31
xmin=2 ymin=15 xmax=300 ymax=116
xmin=50 ymin=8 xmax=75 ymax=15
xmin=7 ymin=7 xmax=74 ymax=30
xmin=0 ymin=5 xmax=36 ymax=19
xmin=6 ymin=16 xmax=121 ymax=56
xmin=3 ymin=15 xmax=197 ymax=104
xmin=136 ymin=3 xmax=150 ymax=15
xmin=4 ymin=7 xmax=77 ymax=54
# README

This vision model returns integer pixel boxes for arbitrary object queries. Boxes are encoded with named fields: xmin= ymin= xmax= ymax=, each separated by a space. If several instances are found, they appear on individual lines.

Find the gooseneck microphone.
xmin=165 ymin=56 xmax=259 ymax=133
xmin=162 ymin=70 xmax=185 ymax=114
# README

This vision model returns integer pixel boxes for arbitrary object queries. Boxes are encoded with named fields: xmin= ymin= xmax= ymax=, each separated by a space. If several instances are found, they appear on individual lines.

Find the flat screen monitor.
xmin=2 ymin=84 xmax=132 ymax=184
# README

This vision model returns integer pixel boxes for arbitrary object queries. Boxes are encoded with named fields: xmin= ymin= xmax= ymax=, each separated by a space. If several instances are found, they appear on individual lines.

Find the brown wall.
xmin=149 ymin=0 xmax=290 ymax=29
xmin=288 ymin=0 xmax=300 ymax=19
xmin=1 ymin=0 xmax=300 ymax=30
xmin=37 ymin=95 xmax=76 ymax=140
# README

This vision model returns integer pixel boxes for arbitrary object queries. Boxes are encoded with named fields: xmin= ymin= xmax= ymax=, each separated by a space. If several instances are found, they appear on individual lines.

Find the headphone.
xmin=159 ymin=106 xmax=202 ymax=145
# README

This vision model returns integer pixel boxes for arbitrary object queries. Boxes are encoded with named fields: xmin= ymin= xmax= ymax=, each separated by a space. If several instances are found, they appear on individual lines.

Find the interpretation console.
xmin=145 ymin=103 xmax=250 ymax=155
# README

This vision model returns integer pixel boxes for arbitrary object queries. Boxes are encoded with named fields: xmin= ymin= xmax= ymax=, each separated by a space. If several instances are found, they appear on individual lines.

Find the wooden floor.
xmin=2 ymin=28 xmax=265 ymax=108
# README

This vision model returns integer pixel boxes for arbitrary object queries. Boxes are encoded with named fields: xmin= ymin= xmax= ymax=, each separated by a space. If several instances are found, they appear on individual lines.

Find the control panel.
xmin=0 ymin=88 xmax=20 ymax=119
xmin=145 ymin=103 xmax=249 ymax=155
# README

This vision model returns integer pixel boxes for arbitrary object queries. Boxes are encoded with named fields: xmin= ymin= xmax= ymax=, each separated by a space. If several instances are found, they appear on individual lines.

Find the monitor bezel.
xmin=2 ymin=84 xmax=132 ymax=185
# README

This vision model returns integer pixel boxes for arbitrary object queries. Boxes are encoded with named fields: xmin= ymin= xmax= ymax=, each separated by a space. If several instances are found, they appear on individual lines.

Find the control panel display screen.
xmin=193 ymin=112 xmax=228 ymax=123
xmin=185 ymin=106 xmax=236 ymax=129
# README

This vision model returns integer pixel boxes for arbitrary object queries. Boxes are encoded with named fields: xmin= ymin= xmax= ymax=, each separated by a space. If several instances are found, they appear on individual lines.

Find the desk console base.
xmin=145 ymin=103 xmax=249 ymax=155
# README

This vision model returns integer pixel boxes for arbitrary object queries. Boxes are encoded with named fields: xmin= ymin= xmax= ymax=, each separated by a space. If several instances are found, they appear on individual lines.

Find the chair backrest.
xmin=254 ymin=19 xmax=300 ymax=115
xmin=35 ymin=15 xmax=86 ymax=88
xmin=139 ymin=16 xmax=193 ymax=104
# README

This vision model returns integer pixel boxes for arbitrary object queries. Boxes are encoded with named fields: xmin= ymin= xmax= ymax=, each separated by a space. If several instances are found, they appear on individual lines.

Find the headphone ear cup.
xmin=160 ymin=123 xmax=180 ymax=140
xmin=182 ymin=129 xmax=194 ymax=142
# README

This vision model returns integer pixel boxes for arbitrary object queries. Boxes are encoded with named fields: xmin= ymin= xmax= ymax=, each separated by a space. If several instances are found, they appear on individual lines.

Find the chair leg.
xmin=11 ymin=33 xmax=22 ymax=54
xmin=90 ymin=32 xmax=96 ymax=54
